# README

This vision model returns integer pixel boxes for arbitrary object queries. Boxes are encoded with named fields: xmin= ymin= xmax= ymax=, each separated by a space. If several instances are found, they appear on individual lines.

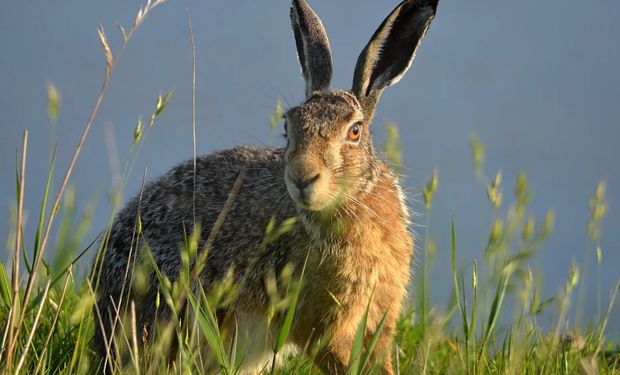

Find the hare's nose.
xmin=293 ymin=173 xmax=320 ymax=194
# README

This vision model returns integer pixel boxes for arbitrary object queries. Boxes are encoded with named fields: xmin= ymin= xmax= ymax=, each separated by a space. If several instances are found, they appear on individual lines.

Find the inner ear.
xmin=352 ymin=0 xmax=438 ymax=98
xmin=367 ymin=7 xmax=434 ymax=95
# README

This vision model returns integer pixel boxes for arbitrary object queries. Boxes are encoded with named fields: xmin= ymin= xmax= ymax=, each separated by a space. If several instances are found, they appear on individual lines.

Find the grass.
xmin=0 ymin=1 xmax=619 ymax=374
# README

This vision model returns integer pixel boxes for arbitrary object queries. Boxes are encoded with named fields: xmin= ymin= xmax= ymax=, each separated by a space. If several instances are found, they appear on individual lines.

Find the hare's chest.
xmin=310 ymin=228 xmax=409 ymax=300
xmin=297 ymin=236 xmax=408 ymax=332
xmin=335 ymin=238 xmax=399 ymax=296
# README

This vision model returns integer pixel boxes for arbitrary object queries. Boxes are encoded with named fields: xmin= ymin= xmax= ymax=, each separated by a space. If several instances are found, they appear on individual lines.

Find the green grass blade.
xmin=359 ymin=310 xmax=388 ymax=374
xmin=274 ymin=254 xmax=309 ymax=355
xmin=348 ymin=303 xmax=370 ymax=375
xmin=450 ymin=217 xmax=467 ymax=336
xmin=479 ymin=269 xmax=511 ymax=363
xmin=471 ymin=261 xmax=478 ymax=372
xmin=0 ymin=262 xmax=12 ymax=308
xmin=143 ymin=246 xmax=176 ymax=318
xmin=20 ymin=227 xmax=32 ymax=274
xmin=187 ymin=286 xmax=230 ymax=372
xmin=14 ymin=154 xmax=32 ymax=274
xmin=487 ymin=276 xmax=503 ymax=329
xmin=597 ymin=280 xmax=620 ymax=348
xmin=460 ymin=273 xmax=469 ymax=338
xmin=348 ymin=286 xmax=378 ymax=375
xmin=273 ymin=281 xmax=300 ymax=354
xmin=272 ymin=252 xmax=310 ymax=375
xmin=33 ymin=145 xmax=56 ymax=264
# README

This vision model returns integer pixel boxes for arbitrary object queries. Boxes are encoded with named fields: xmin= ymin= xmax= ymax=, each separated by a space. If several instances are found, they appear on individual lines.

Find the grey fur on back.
xmin=93 ymin=147 xmax=303 ymax=359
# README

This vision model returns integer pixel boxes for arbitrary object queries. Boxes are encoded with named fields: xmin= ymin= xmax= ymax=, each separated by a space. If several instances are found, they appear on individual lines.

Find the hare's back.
xmin=106 ymin=146 xmax=296 ymax=284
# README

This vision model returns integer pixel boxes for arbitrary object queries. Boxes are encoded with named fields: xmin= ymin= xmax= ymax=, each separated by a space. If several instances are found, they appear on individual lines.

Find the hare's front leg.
xmin=374 ymin=302 xmax=404 ymax=375
xmin=359 ymin=320 xmax=398 ymax=375
xmin=311 ymin=321 xmax=397 ymax=375
xmin=312 ymin=340 xmax=395 ymax=375
xmin=313 ymin=343 xmax=349 ymax=375
xmin=375 ymin=326 xmax=397 ymax=375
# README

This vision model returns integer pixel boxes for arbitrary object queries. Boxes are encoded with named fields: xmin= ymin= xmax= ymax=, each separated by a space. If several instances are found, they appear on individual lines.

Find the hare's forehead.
xmin=287 ymin=91 xmax=362 ymax=135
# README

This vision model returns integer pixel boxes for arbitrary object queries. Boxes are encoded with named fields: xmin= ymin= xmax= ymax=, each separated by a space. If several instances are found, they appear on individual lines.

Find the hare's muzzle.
xmin=284 ymin=164 xmax=329 ymax=211
xmin=294 ymin=173 xmax=320 ymax=200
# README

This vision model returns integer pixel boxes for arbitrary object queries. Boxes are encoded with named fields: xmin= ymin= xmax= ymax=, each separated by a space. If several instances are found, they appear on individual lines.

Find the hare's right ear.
xmin=291 ymin=0 xmax=333 ymax=97
xmin=352 ymin=0 xmax=438 ymax=119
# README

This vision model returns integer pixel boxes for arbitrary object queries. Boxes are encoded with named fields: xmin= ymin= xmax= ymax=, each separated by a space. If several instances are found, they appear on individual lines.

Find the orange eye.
xmin=347 ymin=122 xmax=362 ymax=142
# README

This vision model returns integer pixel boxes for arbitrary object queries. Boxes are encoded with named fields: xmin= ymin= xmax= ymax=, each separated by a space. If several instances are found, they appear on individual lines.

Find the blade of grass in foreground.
xmin=596 ymin=280 xmax=619 ymax=350
xmin=450 ymin=215 xmax=470 ymax=373
xmin=478 ymin=264 xmax=511 ymax=365
xmin=348 ymin=285 xmax=384 ymax=375
xmin=33 ymin=146 xmax=56 ymax=268
xmin=358 ymin=311 xmax=388 ymax=374
xmin=187 ymin=286 xmax=231 ymax=373
xmin=0 ymin=263 xmax=12 ymax=309
xmin=451 ymin=217 xmax=466 ymax=333
xmin=348 ymin=297 xmax=371 ymax=375
xmin=271 ymin=252 xmax=309 ymax=374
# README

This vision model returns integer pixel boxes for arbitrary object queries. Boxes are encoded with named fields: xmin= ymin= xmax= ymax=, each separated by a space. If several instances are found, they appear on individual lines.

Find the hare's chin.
xmin=295 ymin=200 xmax=329 ymax=212
xmin=287 ymin=191 xmax=323 ymax=211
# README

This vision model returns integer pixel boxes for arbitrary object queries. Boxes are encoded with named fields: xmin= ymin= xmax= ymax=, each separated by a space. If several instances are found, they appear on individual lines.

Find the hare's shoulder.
xmin=139 ymin=146 xmax=286 ymax=200
xmin=112 ymin=146 xmax=288 ymax=242
xmin=196 ymin=146 xmax=286 ymax=171
xmin=168 ymin=146 xmax=286 ymax=186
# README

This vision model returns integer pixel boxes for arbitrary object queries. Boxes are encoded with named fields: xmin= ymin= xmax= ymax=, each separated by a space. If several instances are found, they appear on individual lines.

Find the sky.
xmin=1 ymin=0 xmax=618 ymax=334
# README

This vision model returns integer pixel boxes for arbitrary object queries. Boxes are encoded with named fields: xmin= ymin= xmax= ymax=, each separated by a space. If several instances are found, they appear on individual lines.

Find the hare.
xmin=93 ymin=0 xmax=438 ymax=373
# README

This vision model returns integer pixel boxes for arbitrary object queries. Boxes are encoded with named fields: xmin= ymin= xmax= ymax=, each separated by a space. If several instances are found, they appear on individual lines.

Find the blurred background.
xmin=1 ymin=0 xmax=618 ymax=333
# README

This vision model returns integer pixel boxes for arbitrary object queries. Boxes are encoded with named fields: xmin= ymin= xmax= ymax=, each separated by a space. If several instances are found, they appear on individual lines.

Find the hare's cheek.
xmin=336 ymin=147 xmax=358 ymax=172
xmin=322 ymin=146 xmax=342 ymax=173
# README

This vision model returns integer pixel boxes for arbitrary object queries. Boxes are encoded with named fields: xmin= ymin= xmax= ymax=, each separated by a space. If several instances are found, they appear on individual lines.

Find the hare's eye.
xmin=346 ymin=122 xmax=362 ymax=142
xmin=283 ymin=121 xmax=288 ymax=138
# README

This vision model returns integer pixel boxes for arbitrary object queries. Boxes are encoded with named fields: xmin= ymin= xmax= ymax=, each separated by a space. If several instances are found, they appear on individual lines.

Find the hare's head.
xmin=284 ymin=0 xmax=438 ymax=211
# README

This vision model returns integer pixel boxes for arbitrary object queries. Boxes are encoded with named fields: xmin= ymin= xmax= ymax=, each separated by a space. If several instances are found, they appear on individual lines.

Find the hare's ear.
xmin=352 ymin=0 xmax=438 ymax=117
xmin=291 ymin=0 xmax=333 ymax=97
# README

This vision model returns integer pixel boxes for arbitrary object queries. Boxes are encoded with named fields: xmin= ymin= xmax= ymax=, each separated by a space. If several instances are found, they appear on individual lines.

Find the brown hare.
xmin=93 ymin=0 xmax=439 ymax=373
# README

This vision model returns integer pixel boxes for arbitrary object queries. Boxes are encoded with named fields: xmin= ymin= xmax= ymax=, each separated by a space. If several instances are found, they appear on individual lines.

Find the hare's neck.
xmin=300 ymin=164 xmax=410 ymax=251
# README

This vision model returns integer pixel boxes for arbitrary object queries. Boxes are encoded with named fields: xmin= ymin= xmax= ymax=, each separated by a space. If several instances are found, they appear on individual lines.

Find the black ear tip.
xmin=404 ymin=0 xmax=439 ymax=12
xmin=292 ymin=0 xmax=309 ymax=10
xmin=290 ymin=0 xmax=300 ymax=15
xmin=291 ymin=0 xmax=299 ymax=13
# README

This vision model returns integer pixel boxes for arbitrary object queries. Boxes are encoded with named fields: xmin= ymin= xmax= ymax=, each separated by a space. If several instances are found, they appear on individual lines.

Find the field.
xmin=1 ymin=1 xmax=618 ymax=374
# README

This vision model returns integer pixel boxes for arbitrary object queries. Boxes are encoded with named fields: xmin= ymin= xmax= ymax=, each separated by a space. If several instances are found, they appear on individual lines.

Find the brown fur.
xmin=292 ymin=164 xmax=412 ymax=375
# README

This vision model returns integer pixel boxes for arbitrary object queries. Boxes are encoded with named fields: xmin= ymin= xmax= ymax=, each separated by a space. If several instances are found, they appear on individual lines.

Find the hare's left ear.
xmin=352 ymin=0 xmax=438 ymax=118
xmin=291 ymin=0 xmax=333 ymax=97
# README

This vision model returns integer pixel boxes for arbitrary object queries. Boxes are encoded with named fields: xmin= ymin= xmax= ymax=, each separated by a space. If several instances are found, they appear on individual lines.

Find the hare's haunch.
xmin=93 ymin=1 xmax=438 ymax=374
